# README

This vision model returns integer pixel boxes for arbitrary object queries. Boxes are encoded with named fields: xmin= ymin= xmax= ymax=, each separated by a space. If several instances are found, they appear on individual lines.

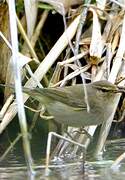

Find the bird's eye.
xmin=96 ymin=87 xmax=108 ymax=93
xmin=101 ymin=88 xmax=108 ymax=93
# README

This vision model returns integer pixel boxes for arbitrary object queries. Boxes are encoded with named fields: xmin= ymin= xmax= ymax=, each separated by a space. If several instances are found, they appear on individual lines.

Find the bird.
xmin=1 ymin=80 xmax=121 ymax=127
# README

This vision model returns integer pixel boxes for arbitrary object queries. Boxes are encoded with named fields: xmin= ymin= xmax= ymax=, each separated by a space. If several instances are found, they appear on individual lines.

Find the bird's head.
xmin=91 ymin=80 xmax=119 ymax=93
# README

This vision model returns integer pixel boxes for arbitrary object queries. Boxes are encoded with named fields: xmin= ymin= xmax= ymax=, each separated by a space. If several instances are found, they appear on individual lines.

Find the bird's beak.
xmin=117 ymin=86 xmax=125 ymax=93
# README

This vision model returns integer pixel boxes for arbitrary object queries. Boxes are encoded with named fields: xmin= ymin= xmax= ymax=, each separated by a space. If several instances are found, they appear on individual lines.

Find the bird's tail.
xmin=0 ymin=83 xmax=36 ymax=95
xmin=0 ymin=83 xmax=48 ymax=104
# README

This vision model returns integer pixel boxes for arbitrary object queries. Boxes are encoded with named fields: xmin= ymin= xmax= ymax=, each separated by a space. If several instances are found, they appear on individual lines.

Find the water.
xmin=0 ymin=135 xmax=125 ymax=180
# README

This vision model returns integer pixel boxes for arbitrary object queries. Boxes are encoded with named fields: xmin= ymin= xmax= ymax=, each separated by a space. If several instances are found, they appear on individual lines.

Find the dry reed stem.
xmin=95 ymin=12 xmax=125 ymax=156
xmin=0 ymin=15 xmax=80 ymax=134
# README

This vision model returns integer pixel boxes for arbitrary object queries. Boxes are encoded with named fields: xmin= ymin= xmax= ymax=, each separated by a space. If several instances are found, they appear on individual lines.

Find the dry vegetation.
xmin=0 ymin=0 xmax=125 ymax=173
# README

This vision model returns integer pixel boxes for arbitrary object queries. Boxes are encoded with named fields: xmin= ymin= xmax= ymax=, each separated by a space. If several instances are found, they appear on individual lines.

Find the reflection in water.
xmin=0 ymin=138 xmax=125 ymax=179
xmin=1 ymin=115 xmax=125 ymax=180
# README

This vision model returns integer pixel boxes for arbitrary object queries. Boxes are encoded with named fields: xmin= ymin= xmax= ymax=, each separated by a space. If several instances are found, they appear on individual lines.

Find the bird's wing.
xmin=35 ymin=86 xmax=87 ymax=109
xmin=0 ymin=83 xmax=88 ymax=109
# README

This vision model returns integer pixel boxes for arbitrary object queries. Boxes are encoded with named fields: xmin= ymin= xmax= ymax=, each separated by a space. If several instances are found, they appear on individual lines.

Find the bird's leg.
xmin=40 ymin=106 xmax=54 ymax=120
xmin=51 ymin=127 xmax=90 ymax=158
xmin=24 ymin=104 xmax=54 ymax=120
xmin=73 ymin=127 xmax=93 ymax=140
